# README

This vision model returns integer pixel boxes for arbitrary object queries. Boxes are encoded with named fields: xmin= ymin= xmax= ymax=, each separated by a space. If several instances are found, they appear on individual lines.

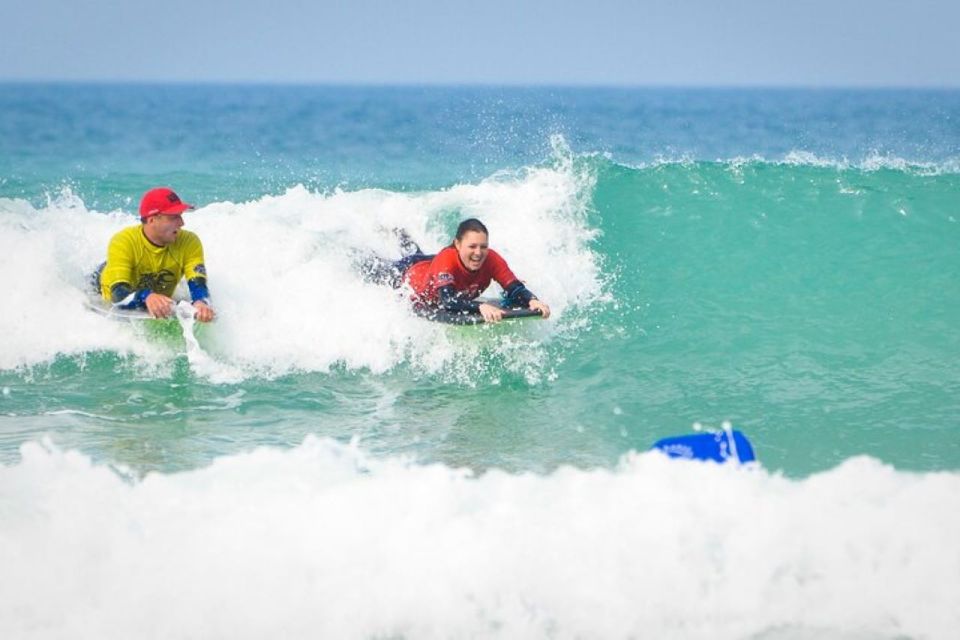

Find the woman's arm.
xmin=502 ymin=281 xmax=551 ymax=318
xmin=436 ymin=285 xmax=482 ymax=313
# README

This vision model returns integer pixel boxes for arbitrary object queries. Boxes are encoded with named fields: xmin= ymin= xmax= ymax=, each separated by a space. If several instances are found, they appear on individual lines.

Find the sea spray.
xmin=174 ymin=301 xmax=244 ymax=384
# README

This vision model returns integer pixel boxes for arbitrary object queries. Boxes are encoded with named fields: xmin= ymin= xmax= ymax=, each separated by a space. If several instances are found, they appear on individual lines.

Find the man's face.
xmin=146 ymin=214 xmax=184 ymax=246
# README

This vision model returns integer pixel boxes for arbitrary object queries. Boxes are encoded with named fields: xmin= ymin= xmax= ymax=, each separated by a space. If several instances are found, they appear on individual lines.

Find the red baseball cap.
xmin=139 ymin=187 xmax=195 ymax=219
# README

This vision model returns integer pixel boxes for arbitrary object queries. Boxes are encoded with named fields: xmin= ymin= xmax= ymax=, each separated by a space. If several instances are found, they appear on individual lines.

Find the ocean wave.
xmin=0 ymin=152 xmax=607 ymax=383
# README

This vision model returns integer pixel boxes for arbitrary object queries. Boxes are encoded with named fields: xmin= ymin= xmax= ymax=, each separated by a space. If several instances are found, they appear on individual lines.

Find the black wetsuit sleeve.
xmin=436 ymin=285 xmax=482 ymax=314
xmin=110 ymin=283 xmax=151 ymax=309
xmin=188 ymin=277 xmax=210 ymax=303
xmin=111 ymin=281 xmax=211 ymax=308
xmin=502 ymin=280 xmax=536 ymax=307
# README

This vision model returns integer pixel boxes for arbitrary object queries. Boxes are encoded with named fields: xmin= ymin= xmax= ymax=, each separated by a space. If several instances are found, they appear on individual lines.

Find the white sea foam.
xmin=0 ymin=156 xmax=603 ymax=382
xmin=0 ymin=438 xmax=957 ymax=639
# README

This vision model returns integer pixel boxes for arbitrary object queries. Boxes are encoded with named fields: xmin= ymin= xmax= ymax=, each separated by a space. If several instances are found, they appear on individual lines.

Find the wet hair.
xmin=454 ymin=218 xmax=489 ymax=241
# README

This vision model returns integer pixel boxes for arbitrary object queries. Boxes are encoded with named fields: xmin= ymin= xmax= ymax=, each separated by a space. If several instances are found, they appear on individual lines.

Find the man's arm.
xmin=182 ymin=235 xmax=214 ymax=322
xmin=102 ymin=232 xmax=151 ymax=309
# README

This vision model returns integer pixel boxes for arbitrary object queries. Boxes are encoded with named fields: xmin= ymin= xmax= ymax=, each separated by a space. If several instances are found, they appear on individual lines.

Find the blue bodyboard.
xmin=651 ymin=430 xmax=756 ymax=464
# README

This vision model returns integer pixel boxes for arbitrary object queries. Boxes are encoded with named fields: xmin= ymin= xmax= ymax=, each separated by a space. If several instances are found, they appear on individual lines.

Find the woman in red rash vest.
xmin=363 ymin=218 xmax=551 ymax=323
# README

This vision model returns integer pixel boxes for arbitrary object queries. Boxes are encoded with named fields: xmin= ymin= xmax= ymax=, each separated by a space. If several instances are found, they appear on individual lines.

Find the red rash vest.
xmin=404 ymin=246 xmax=519 ymax=305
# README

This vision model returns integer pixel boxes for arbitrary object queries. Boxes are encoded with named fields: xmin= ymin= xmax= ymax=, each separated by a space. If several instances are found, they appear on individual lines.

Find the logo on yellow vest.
xmin=135 ymin=270 xmax=177 ymax=292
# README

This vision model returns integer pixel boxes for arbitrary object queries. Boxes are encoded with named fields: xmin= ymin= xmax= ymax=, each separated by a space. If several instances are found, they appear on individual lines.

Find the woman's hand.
xmin=529 ymin=299 xmax=551 ymax=319
xmin=478 ymin=302 xmax=504 ymax=323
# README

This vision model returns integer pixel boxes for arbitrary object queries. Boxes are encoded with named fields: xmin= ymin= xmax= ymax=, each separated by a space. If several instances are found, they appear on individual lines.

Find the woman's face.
xmin=454 ymin=230 xmax=489 ymax=272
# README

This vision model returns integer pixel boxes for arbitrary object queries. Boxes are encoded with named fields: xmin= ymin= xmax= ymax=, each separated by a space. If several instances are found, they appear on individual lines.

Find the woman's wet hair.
xmin=455 ymin=218 xmax=488 ymax=240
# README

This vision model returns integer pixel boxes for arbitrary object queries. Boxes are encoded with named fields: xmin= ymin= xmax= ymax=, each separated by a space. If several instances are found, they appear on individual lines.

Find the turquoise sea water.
xmin=1 ymin=85 xmax=959 ymax=638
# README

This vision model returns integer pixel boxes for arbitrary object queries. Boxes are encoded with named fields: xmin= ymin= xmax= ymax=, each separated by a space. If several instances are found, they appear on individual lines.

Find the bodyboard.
xmin=83 ymin=292 xmax=184 ymax=322
xmin=651 ymin=430 xmax=756 ymax=465
xmin=414 ymin=299 xmax=543 ymax=325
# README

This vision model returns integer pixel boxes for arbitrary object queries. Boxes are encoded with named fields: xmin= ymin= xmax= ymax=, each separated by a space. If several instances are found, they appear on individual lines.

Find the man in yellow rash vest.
xmin=97 ymin=187 xmax=215 ymax=322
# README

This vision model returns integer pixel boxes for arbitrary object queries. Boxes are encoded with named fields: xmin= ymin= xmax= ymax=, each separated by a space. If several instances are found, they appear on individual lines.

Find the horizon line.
xmin=2 ymin=78 xmax=959 ymax=91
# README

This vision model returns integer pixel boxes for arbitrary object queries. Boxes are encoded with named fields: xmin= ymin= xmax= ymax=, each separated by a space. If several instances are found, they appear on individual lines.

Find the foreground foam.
xmin=1 ymin=438 xmax=957 ymax=639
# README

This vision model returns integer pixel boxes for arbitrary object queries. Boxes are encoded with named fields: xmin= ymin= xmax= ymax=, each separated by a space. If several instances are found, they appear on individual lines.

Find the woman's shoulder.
xmin=431 ymin=245 xmax=459 ymax=265
xmin=485 ymin=247 xmax=508 ymax=265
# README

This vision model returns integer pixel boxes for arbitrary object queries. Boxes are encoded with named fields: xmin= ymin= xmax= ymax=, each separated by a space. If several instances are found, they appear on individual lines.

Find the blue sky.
xmin=2 ymin=0 xmax=958 ymax=86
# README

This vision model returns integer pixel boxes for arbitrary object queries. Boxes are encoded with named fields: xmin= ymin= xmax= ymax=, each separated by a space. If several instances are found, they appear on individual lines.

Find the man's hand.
xmin=145 ymin=293 xmax=174 ymax=319
xmin=193 ymin=300 xmax=216 ymax=323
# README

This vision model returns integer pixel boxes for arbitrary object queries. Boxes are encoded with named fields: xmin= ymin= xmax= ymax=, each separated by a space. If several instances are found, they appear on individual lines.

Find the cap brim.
xmin=161 ymin=202 xmax=194 ymax=214
xmin=145 ymin=203 xmax=194 ymax=217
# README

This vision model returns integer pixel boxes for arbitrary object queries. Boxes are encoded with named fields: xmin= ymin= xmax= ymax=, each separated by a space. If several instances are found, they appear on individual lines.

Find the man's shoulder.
xmin=172 ymin=229 xmax=202 ymax=247
xmin=109 ymin=224 xmax=144 ymax=246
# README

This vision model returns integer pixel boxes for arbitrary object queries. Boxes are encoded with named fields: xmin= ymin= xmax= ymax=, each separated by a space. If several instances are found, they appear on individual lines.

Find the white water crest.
xmin=1 ymin=438 xmax=958 ymax=640
xmin=615 ymin=152 xmax=960 ymax=175
xmin=0 ymin=155 xmax=604 ymax=382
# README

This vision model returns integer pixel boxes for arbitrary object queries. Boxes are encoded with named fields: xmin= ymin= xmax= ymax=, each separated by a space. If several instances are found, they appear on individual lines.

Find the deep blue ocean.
xmin=1 ymin=84 xmax=958 ymax=638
